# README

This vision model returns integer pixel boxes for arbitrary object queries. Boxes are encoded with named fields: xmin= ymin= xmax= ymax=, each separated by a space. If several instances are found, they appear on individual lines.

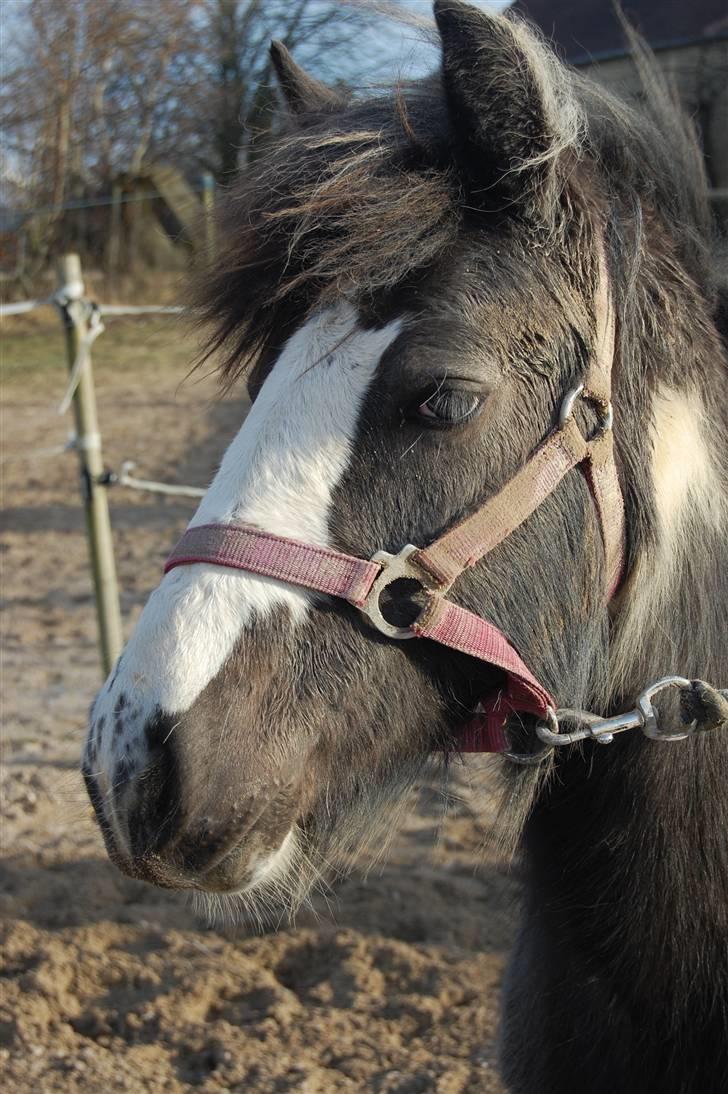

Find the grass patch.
xmin=1 ymin=313 xmax=201 ymax=386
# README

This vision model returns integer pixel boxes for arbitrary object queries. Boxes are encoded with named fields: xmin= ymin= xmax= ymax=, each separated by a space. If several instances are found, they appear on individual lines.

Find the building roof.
xmin=508 ymin=0 xmax=728 ymax=64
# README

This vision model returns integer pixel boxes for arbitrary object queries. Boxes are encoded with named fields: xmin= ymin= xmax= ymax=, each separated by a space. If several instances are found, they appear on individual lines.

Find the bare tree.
xmin=1 ymin=0 xmax=197 ymax=199
xmin=166 ymin=0 xmax=404 ymax=182
xmin=0 ymin=0 xmax=411 ymax=271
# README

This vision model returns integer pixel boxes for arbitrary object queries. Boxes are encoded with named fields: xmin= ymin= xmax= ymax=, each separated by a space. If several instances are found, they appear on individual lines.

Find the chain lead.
xmin=535 ymin=675 xmax=725 ymax=750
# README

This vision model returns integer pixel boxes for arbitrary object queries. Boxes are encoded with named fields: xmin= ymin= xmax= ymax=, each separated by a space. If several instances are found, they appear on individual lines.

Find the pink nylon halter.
xmin=164 ymin=522 xmax=554 ymax=752
xmin=163 ymin=409 xmax=624 ymax=754
xmin=164 ymin=258 xmax=624 ymax=755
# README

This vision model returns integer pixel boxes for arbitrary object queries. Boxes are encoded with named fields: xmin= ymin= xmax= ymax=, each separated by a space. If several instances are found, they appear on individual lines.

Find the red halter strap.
xmin=164 ymin=257 xmax=624 ymax=754
xmin=164 ymin=521 xmax=554 ymax=750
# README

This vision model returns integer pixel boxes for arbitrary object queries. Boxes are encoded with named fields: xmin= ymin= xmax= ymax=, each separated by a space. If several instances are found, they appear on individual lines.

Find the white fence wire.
xmin=99 ymin=304 xmax=185 ymax=316
xmin=0 ymin=298 xmax=56 ymax=316
xmin=3 ymin=291 xmax=202 ymax=499
xmin=1 ymin=296 xmax=187 ymax=319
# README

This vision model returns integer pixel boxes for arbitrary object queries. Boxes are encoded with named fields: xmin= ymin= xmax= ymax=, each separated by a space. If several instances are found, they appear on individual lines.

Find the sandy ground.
xmin=1 ymin=315 xmax=517 ymax=1092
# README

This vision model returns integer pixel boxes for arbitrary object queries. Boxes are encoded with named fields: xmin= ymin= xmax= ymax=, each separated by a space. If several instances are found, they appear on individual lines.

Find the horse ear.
xmin=433 ymin=0 xmax=581 ymax=208
xmin=270 ymin=41 xmax=344 ymax=116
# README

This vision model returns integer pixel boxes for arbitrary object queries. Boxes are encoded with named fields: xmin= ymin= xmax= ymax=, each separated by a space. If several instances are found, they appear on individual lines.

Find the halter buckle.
xmin=360 ymin=544 xmax=430 ymax=640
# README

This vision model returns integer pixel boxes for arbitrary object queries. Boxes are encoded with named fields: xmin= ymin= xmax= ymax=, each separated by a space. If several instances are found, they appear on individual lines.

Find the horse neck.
xmin=520 ymin=244 xmax=728 ymax=1026
xmin=608 ymin=245 xmax=728 ymax=709
xmin=518 ymin=726 xmax=728 ymax=1083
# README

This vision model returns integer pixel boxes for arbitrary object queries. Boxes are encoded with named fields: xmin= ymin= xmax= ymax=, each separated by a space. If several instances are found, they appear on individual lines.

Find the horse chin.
xmin=202 ymin=826 xmax=300 ymax=896
xmin=96 ymin=807 xmax=302 ymax=900
xmin=189 ymin=827 xmax=313 ymax=927
xmin=187 ymin=760 xmax=430 ymax=924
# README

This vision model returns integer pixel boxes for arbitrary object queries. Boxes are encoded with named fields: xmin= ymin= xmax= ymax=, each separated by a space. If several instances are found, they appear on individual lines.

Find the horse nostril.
xmin=83 ymin=761 xmax=142 ymax=871
xmin=127 ymin=734 xmax=180 ymax=861
xmin=86 ymin=704 xmax=302 ymax=890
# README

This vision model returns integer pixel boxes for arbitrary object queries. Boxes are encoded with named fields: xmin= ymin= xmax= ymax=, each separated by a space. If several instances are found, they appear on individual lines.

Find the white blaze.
xmin=90 ymin=303 xmax=401 ymax=770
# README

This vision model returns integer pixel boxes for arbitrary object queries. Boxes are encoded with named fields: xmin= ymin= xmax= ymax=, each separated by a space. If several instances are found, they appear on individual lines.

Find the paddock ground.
xmin=1 ymin=314 xmax=515 ymax=1092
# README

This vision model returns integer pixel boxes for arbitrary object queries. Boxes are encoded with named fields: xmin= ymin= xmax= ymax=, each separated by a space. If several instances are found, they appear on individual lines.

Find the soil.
xmin=1 ymin=316 xmax=516 ymax=1092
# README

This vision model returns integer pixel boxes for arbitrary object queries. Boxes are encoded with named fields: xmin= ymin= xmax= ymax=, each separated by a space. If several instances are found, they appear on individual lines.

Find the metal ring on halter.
xmin=503 ymin=741 xmax=553 ymax=766
xmin=559 ymin=384 xmax=614 ymax=433
xmin=360 ymin=544 xmax=429 ymax=640
xmin=503 ymin=708 xmax=559 ymax=765
xmin=637 ymin=675 xmax=695 ymax=740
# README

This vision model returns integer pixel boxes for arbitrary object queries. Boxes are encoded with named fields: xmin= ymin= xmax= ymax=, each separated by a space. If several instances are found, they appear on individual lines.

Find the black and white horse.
xmin=83 ymin=4 xmax=728 ymax=1090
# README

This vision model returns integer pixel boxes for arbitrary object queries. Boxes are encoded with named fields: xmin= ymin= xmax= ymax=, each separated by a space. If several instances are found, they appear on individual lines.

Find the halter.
xmin=165 ymin=261 xmax=625 ymax=756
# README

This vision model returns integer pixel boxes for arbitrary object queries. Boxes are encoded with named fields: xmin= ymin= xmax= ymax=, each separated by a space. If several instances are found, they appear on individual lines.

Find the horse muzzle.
xmin=83 ymin=712 xmax=303 ymax=893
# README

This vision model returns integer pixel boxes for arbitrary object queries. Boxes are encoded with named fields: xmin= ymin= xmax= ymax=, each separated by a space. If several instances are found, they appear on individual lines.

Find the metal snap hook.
xmin=535 ymin=705 xmax=644 ymax=748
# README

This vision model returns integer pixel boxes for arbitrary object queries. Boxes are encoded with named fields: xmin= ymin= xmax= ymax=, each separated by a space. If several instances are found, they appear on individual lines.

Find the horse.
xmin=82 ymin=2 xmax=728 ymax=1090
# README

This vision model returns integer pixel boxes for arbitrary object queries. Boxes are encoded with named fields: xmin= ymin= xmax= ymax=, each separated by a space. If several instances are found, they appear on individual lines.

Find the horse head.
xmin=82 ymin=1 xmax=727 ymax=922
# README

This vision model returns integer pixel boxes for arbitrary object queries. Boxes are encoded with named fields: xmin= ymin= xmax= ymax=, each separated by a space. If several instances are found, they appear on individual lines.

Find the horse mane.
xmin=573 ymin=24 xmax=716 ymax=303
xmin=193 ymin=82 xmax=458 ymax=383
xmin=192 ymin=15 xmax=719 ymax=389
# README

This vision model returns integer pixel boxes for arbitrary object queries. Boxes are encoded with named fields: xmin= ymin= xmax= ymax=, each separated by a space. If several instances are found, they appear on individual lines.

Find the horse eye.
xmin=416 ymin=389 xmax=484 ymax=426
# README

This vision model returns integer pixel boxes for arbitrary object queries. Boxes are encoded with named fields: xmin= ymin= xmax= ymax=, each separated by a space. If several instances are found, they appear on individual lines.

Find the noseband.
xmin=165 ymin=262 xmax=625 ymax=756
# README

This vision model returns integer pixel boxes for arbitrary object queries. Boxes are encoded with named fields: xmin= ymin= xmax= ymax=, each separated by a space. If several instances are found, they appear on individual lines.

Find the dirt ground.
xmin=1 ymin=314 xmax=517 ymax=1092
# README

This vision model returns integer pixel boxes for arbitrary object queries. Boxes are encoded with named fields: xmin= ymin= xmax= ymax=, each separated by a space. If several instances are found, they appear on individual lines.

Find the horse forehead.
xmin=84 ymin=303 xmax=403 ymax=775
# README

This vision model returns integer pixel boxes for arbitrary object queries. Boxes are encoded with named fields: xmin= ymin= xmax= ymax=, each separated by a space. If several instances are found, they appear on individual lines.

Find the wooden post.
xmin=202 ymin=172 xmax=216 ymax=258
xmin=56 ymin=254 xmax=123 ymax=677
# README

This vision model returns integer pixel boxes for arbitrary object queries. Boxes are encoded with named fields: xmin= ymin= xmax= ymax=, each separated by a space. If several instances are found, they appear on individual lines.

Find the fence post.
xmin=202 ymin=172 xmax=216 ymax=258
xmin=56 ymin=253 xmax=123 ymax=677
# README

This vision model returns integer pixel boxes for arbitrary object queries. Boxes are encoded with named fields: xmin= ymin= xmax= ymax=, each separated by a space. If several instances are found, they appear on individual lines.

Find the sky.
xmin=347 ymin=0 xmax=512 ymax=84
xmin=0 ymin=0 xmax=513 ymax=204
